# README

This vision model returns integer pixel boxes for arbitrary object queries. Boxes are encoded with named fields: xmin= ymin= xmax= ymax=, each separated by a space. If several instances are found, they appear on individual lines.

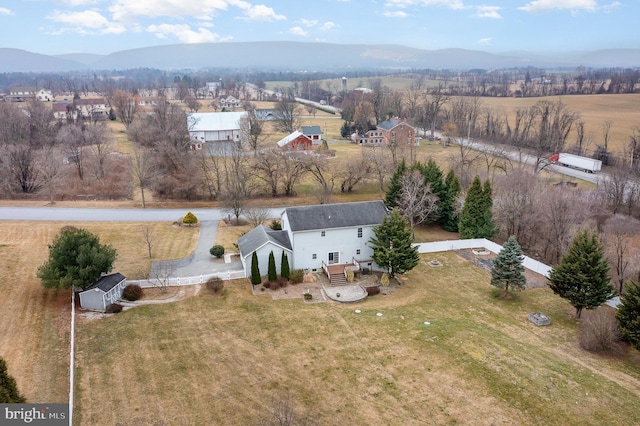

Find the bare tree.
xmin=150 ymin=261 xmax=177 ymax=293
xmin=38 ymin=146 xmax=66 ymax=204
xmin=603 ymin=215 xmax=640 ymax=294
xmin=279 ymin=153 xmax=307 ymax=197
xmin=274 ymin=93 xmax=300 ymax=133
xmin=184 ymin=96 xmax=202 ymax=112
xmin=364 ymin=145 xmax=394 ymax=192
xmin=240 ymin=107 xmax=264 ymax=154
xmin=141 ymin=225 xmax=155 ymax=259
xmin=423 ymin=84 xmax=449 ymax=139
xmin=398 ymin=170 xmax=439 ymax=238
xmin=299 ymin=155 xmax=337 ymax=203
xmin=111 ymin=89 xmax=138 ymax=128
xmin=253 ymin=150 xmax=282 ymax=197
xmin=245 ymin=206 xmax=271 ymax=227
xmin=131 ymin=148 xmax=157 ymax=208
xmin=338 ymin=153 xmax=371 ymax=193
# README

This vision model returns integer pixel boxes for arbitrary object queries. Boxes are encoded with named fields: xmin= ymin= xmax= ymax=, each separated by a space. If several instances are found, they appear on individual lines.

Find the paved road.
xmin=0 ymin=206 xmax=285 ymax=221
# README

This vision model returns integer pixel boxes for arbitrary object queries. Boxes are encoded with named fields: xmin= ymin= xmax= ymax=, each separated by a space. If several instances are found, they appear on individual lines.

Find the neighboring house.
xmin=238 ymin=225 xmax=293 ymax=279
xmin=238 ymin=201 xmax=388 ymax=283
xmin=78 ymin=273 xmax=127 ymax=312
xmin=301 ymin=126 xmax=323 ymax=144
xmin=6 ymin=86 xmax=36 ymax=102
xmin=353 ymin=117 xmax=418 ymax=147
xmin=36 ymin=89 xmax=53 ymax=102
xmin=52 ymin=101 xmax=78 ymax=121
xmin=75 ymin=98 xmax=108 ymax=119
xmin=276 ymin=130 xmax=313 ymax=151
xmin=187 ymin=111 xmax=247 ymax=151
xmin=254 ymin=108 xmax=278 ymax=121
xmin=218 ymin=95 xmax=239 ymax=109
xmin=138 ymin=97 xmax=159 ymax=106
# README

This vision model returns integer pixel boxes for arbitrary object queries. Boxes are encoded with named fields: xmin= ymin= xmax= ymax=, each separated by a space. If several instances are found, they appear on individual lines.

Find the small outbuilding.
xmin=79 ymin=273 xmax=127 ymax=312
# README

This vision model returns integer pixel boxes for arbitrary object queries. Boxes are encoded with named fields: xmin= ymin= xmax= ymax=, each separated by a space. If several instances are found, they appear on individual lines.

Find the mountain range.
xmin=1 ymin=42 xmax=639 ymax=73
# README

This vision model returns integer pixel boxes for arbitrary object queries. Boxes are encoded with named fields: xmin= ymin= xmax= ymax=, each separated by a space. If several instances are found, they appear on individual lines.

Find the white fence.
xmin=129 ymin=269 xmax=246 ymax=289
xmin=414 ymin=238 xmax=552 ymax=277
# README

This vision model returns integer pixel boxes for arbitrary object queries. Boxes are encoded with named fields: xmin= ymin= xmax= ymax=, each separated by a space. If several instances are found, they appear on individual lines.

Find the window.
xmin=356 ymin=249 xmax=361 ymax=255
xmin=312 ymin=253 xmax=317 ymax=260
xmin=321 ymin=231 xmax=326 ymax=237
xmin=357 ymin=227 xmax=363 ymax=238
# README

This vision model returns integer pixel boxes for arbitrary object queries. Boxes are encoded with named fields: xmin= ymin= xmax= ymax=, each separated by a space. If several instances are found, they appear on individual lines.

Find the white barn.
xmin=187 ymin=112 xmax=247 ymax=150
xmin=78 ymin=273 xmax=127 ymax=312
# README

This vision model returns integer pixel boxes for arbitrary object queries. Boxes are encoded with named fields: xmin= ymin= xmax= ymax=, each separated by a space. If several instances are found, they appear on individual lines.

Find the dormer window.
xmin=321 ymin=231 xmax=326 ymax=237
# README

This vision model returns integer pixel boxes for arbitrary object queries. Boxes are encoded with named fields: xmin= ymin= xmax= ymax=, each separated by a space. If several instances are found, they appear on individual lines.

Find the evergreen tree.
xmin=250 ymin=252 xmax=261 ymax=285
xmin=459 ymin=176 xmax=496 ymax=239
xmin=616 ymin=281 xmax=640 ymax=351
xmin=441 ymin=169 xmax=461 ymax=232
xmin=384 ymin=159 xmax=407 ymax=209
xmin=419 ymin=159 xmax=446 ymax=223
xmin=37 ymin=227 xmax=117 ymax=290
xmin=0 ymin=356 xmax=25 ymax=403
xmin=369 ymin=209 xmax=420 ymax=277
xmin=491 ymin=236 xmax=526 ymax=297
xmin=268 ymin=251 xmax=277 ymax=281
xmin=548 ymin=230 xmax=614 ymax=318
xmin=280 ymin=252 xmax=290 ymax=279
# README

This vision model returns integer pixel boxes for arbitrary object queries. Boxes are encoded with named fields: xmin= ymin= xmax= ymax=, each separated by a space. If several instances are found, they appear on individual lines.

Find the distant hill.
xmin=0 ymin=42 xmax=638 ymax=73
xmin=0 ymin=48 xmax=86 ymax=72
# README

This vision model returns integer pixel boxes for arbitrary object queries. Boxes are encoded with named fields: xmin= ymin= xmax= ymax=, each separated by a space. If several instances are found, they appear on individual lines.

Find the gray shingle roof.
xmin=238 ymin=225 xmax=292 ymax=257
xmin=285 ymin=201 xmax=387 ymax=232
xmin=377 ymin=118 xmax=399 ymax=130
xmin=301 ymin=125 xmax=322 ymax=135
xmin=83 ymin=272 xmax=126 ymax=293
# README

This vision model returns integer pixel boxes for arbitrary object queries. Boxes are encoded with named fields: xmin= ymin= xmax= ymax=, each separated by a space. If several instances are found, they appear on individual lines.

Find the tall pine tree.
xmin=369 ymin=209 xmax=420 ymax=277
xmin=441 ymin=169 xmax=461 ymax=232
xmin=250 ymin=252 xmax=261 ymax=285
xmin=491 ymin=236 xmax=526 ymax=297
xmin=459 ymin=176 xmax=496 ymax=239
xmin=548 ymin=230 xmax=614 ymax=318
xmin=384 ymin=159 xmax=408 ymax=209
xmin=280 ymin=252 xmax=290 ymax=279
xmin=617 ymin=281 xmax=640 ymax=351
xmin=419 ymin=159 xmax=446 ymax=223
xmin=0 ymin=356 xmax=25 ymax=403
xmin=268 ymin=251 xmax=277 ymax=281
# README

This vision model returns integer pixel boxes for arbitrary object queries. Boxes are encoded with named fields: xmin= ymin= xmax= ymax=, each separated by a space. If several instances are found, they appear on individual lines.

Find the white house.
xmin=238 ymin=225 xmax=292 ymax=279
xmin=187 ymin=112 xmax=247 ymax=152
xmin=36 ymin=89 xmax=53 ymax=102
xmin=78 ymin=273 xmax=127 ymax=312
xmin=238 ymin=201 xmax=388 ymax=283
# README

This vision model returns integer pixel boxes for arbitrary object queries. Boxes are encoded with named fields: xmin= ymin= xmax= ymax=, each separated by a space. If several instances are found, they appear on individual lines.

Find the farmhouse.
xmin=238 ymin=201 xmax=388 ymax=283
xmin=78 ymin=273 xmax=127 ymax=312
xmin=187 ymin=111 xmax=247 ymax=152
xmin=353 ymin=117 xmax=418 ymax=147
xmin=276 ymin=130 xmax=313 ymax=151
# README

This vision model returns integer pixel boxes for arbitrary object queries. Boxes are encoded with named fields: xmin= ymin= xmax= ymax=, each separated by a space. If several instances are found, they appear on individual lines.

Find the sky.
xmin=0 ymin=0 xmax=636 ymax=56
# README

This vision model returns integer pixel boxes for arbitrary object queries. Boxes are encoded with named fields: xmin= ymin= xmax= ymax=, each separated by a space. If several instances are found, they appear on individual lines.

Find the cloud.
xmin=319 ymin=21 xmax=337 ymax=31
xmin=299 ymin=18 xmax=319 ymax=27
xmin=518 ymin=0 xmax=598 ymax=13
xmin=384 ymin=10 xmax=409 ymax=17
xmin=288 ymin=26 xmax=308 ymax=37
xmin=476 ymin=37 xmax=492 ymax=46
xmin=109 ymin=0 xmax=251 ymax=22
xmin=474 ymin=5 xmax=502 ymax=19
xmin=146 ymin=23 xmax=227 ymax=43
xmin=0 ymin=8 xmax=13 ymax=15
xmin=240 ymin=4 xmax=286 ymax=21
xmin=63 ymin=0 xmax=101 ymax=5
xmin=47 ymin=9 xmax=126 ymax=34
xmin=384 ymin=0 xmax=464 ymax=10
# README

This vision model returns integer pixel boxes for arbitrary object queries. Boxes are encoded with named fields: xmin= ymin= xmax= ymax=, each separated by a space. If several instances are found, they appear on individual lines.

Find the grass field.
xmin=0 ymin=221 xmax=198 ymax=405
xmin=72 ymin=251 xmax=640 ymax=425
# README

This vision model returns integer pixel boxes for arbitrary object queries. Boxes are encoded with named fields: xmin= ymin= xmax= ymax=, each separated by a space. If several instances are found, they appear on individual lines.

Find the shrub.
xmin=579 ymin=308 xmax=622 ymax=353
xmin=182 ymin=211 xmax=198 ymax=226
xmin=269 ymin=220 xmax=282 ymax=230
xmin=366 ymin=286 xmax=380 ymax=296
xmin=206 ymin=277 xmax=224 ymax=293
xmin=263 ymin=281 xmax=271 ymax=289
xmin=346 ymin=269 xmax=354 ymax=283
xmin=106 ymin=303 xmax=123 ymax=314
xmin=381 ymin=273 xmax=390 ymax=287
xmin=122 ymin=284 xmax=143 ymax=301
xmin=277 ymin=276 xmax=288 ymax=287
xmin=303 ymin=293 xmax=313 ymax=300
xmin=209 ymin=245 xmax=225 ymax=258
xmin=270 ymin=281 xmax=280 ymax=290
xmin=290 ymin=269 xmax=304 ymax=284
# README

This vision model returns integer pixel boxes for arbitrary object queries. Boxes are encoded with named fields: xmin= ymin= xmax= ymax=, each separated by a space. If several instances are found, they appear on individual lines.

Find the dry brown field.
xmin=72 ymin=250 xmax=640 ymax=425
xmin=0 ymin=221 xmax=198 ymax=405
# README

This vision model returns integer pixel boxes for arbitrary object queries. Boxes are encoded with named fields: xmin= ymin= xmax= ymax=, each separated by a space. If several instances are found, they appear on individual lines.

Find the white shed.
xmin=79 ymin=273 xmax=127 ymax=312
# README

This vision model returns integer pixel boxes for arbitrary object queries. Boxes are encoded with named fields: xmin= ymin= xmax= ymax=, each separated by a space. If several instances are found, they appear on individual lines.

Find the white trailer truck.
xmin=552 ymin=153 xmax=602 ymax=173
